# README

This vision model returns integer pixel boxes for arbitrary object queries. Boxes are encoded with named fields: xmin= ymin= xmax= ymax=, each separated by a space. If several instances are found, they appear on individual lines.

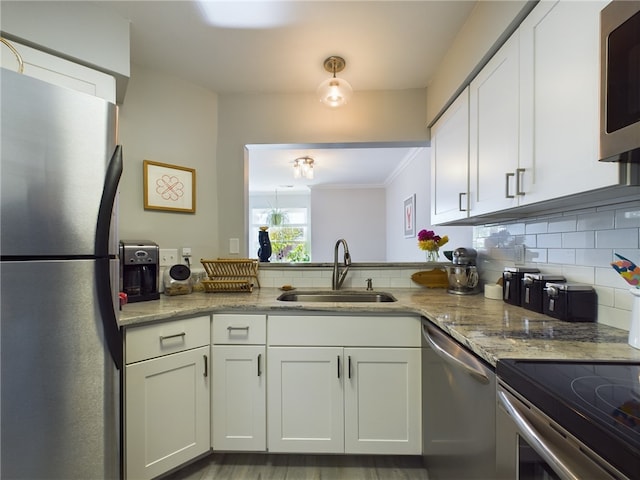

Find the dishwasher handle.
xmin=422 ymin=321 xmax=490 ymax=385
xmin=497 ymin=389 xmax=581 ymax=480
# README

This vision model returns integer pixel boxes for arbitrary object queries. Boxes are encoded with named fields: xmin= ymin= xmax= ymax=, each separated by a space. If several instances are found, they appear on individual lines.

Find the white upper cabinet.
xmin=431 ymin=0 xmax=630 ymax=225
xmin=431 ymin=87 xmax=470 ymax=224
xmin=518 ymin=0 xmax=617 ymax=205
xmin=469 ymin=31 xmax=521 ymax=216
xmin=1 ymin=40 xmax=116 ymax=103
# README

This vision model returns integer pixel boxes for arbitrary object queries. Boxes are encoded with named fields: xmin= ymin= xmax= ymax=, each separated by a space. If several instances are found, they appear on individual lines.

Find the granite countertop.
xmin=119 ymin=287 xmax=640 ymax=367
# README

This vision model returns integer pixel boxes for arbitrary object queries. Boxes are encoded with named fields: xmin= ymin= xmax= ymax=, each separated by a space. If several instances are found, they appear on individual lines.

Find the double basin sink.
xmin=277 ymin=291 xmax=397 ymax=303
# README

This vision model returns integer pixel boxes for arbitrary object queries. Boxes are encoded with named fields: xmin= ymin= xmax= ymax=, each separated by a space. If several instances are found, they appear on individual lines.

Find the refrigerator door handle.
xmin=95 ymin=145 xmax=122 ymax=258
xmin=96 ymin=145 xmax=124 ymax=369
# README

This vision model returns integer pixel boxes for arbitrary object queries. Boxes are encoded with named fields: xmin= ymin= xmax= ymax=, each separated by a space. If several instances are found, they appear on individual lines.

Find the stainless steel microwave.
xmin=599 ymin=1 xmax=640 ymax=162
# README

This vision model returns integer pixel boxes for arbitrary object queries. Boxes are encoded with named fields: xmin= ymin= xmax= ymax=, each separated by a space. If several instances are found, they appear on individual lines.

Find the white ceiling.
xmin=98 ymin=0 xmax=476 ymax=95
xmin=247 ymin=143 xmax=427 ymax=193
xmin=94 ymin=0 xmax=476 ymax=191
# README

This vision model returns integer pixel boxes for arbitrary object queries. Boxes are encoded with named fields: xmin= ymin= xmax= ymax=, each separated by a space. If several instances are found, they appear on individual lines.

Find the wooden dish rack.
xmin=200 ymin=258 xmax=260 ymax=293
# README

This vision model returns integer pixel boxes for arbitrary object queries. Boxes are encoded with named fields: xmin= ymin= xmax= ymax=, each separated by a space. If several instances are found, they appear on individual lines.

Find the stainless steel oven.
xmin=496 ymin=360 xmax=639 ymax=480
xmin=599 ymin=1 xmax=640 ymax=162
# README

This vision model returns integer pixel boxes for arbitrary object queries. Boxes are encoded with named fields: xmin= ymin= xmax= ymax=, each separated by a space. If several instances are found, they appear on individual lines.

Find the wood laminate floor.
xmin=163 ymin=453 xmax=430 ymax=480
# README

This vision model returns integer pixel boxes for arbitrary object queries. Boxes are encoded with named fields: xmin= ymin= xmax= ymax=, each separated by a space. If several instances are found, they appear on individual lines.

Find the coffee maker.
xmin=119 ymin=240 xmax=160 ymax=303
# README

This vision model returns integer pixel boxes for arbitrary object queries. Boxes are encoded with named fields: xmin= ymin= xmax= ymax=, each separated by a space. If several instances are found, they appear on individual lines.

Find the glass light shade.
xmin=305 ymin=164 xmax=314 ymax=179
xmin=317 ymin=77 xmax=353 ymax=107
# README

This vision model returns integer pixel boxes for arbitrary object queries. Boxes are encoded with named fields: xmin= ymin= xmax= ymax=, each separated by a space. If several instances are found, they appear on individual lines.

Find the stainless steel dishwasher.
xmin=421 ymin=318 xmax=497 ymax=479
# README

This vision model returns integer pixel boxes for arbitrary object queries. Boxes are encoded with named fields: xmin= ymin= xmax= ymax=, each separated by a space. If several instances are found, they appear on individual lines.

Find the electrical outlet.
xmin=514 ymin=245 xmax=525 ymax=264
xmin=159 ymin=248 xmax=178 ymax=267
xmin=182 ymin=247 xmax=192 ymax=257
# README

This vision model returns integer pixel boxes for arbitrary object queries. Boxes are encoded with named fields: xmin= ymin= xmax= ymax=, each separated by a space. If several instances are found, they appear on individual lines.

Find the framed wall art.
xmin=143 ymin=160 xmax=196 ymax=213
xmin=403 ymin=194 xmax=415 ymax=237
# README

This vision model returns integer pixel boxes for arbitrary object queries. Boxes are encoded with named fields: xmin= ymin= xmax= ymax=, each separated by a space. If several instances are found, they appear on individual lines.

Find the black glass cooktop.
xmin=497 ymin=359 xmax=640 ymax=479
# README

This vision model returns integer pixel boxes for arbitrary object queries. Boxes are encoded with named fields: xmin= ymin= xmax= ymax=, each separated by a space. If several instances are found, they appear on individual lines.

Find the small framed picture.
xmin=404 ymin=194 xmax=415 ymax=237
xmin=143 ymin=160 xmax=196 ymax=213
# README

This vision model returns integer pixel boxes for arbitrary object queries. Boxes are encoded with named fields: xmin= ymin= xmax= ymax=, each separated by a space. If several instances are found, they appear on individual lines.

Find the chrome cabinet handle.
xmin=497 ymin=390 xmax=581 ymax=480
xmin=516 ymin=168 xmax=526 ymax=196
xmin=257 ymin=353 xmax=262 ymax=377
xmin=458 ymin=192 xmax=467 ymax=212
xmin=159 ymin=332 xmax=186 ymax=341
xmin=505 ymin=172 xmax=515 ymax=198
xmin=227 ymin=326 xmax=249 ymax=332
xmin=203 ymin=354 xmax=208 ymax=378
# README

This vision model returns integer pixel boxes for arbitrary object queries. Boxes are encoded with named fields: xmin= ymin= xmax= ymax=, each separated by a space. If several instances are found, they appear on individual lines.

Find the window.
xmin=249 ymin=206 xmax=311 ymax=263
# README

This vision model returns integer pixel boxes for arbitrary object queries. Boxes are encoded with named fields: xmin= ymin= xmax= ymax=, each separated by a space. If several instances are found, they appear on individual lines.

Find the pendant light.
xmin=317 ymin=56 xmax=353 ymax=108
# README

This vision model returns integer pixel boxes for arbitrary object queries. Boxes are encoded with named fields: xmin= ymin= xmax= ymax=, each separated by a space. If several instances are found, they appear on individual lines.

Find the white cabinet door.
xmin=267 ymin=347 xmax=344 ymax=453
xmin=430 ymin=87 xmax=470 ymax=224
xmin=519 ymin=0 xmax=618 ymax=205
xmin=1 ymin=40 xmax=116 ymax=102
xmin=212 ymin=345 xmax=266 ymax=451
xmin=469 ymin=31 xmax=521 ymax=215
xmin=125 ymin=346 xmax=210 ymax=480
xmin=344 ymin=348 xmax=421 ymax=454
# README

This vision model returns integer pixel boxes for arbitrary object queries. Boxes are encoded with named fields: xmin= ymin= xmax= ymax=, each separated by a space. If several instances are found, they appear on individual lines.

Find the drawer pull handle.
xmin=203 ymin=354 xmax=208 ymax=377
xmin=227 ymin=326 xmax=250 ymax=332
xmin=159 ymin=332 xmax=186 ymax=341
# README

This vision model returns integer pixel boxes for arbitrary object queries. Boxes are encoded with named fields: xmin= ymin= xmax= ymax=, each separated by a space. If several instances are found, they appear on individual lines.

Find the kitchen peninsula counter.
xmin=119 ymin=288 xmax=640 ymax=367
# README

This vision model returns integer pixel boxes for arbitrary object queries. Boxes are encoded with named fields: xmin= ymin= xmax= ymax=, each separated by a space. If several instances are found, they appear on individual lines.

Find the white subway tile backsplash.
xmin=548 ymin=249 xmax=575 ymax=265
xmin=526 ymin=248 xmax=547 ymax=263
xmin=525 ymin=221 xmax=548 ymax=234
xmin=595 ymin=228 xmax=639 ymax=248
xmin=548 ymin=217 xmax=577 ymax=233
xmin=537 ymin=233 xmax=562 ymax=248
xmin=594 ymin=286 xmax=615 ymax=307
xmin=562 ymin=231 xmax=594 ymax=248
xmin=577 ymin=211 xmax=615 ymax=231
xmin=575 ymin=248 xmax=612 ymax=267
xmin=597 ymin=305 xmax=630 ymax=330
xmin=559 ymin=265 xmax=594 ymax=284
xmin=615 ymin=206 xmax=640 ymax=228
xmin=614 ymin=288 xmax=633 ymax=311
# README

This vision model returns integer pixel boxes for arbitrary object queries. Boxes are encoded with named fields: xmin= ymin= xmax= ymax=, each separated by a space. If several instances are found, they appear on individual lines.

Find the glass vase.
xmin=426 ymin=249 xmax=440 ymax=262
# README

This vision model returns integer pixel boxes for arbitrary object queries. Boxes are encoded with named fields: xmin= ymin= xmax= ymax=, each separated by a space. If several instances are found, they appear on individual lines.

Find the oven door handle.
xmin=497 ymin=390 xmax=581 ymax=480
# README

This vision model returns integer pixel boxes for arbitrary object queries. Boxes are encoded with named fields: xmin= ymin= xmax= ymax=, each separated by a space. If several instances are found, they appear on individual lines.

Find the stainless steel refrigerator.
xmin=1 ymin=67 xmax=123 ymax=479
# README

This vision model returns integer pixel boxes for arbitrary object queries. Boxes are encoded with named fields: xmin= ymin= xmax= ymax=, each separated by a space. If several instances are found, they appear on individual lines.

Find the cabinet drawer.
xmin=212 ymin=314 xmax=266 ymax=344
xmin=268 ymin=315 xmax=420 ymax=347
xmin=125 ymin=315 xmax=210 ymax=364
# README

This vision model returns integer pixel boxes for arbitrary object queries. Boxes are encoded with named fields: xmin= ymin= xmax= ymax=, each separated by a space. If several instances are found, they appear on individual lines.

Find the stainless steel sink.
xmin=277 ymin=291 xmax=397 ymax=303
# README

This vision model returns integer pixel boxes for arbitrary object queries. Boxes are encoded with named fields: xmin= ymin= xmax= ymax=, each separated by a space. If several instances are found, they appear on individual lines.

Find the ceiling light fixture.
xmin=317 ymin=56 xmax=353 ymax=108
xmin=293 ymin=156 xmax=314 ymax=180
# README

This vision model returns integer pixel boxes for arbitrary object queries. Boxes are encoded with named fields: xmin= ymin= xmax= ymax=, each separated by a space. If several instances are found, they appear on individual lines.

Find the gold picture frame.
xmin=143 ymin=160 xmax=196 ymax=213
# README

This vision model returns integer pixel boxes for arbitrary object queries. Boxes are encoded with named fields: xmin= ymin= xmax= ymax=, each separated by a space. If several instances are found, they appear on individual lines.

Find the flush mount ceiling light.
xmin=317 ymin=56 xmax=353 ymax=108
xmin=293 ymin=156 xmax=314 ymax=180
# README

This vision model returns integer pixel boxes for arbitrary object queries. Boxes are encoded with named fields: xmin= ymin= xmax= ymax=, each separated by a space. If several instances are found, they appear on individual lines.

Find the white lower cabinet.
xmin=267 ymin=346 xmax=344 ymax=453
xmin=211 ymin=345 xmax=266 ymax=451
xmin=267 ymin=315 xmax=422 ymax=455
xmin=344 ymin=347 xmax=421 ymax=454
xmin=124 ymin=316 xmax=210 ymax=480
xmin=211 ymin=314 xmax=267 ymax=452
